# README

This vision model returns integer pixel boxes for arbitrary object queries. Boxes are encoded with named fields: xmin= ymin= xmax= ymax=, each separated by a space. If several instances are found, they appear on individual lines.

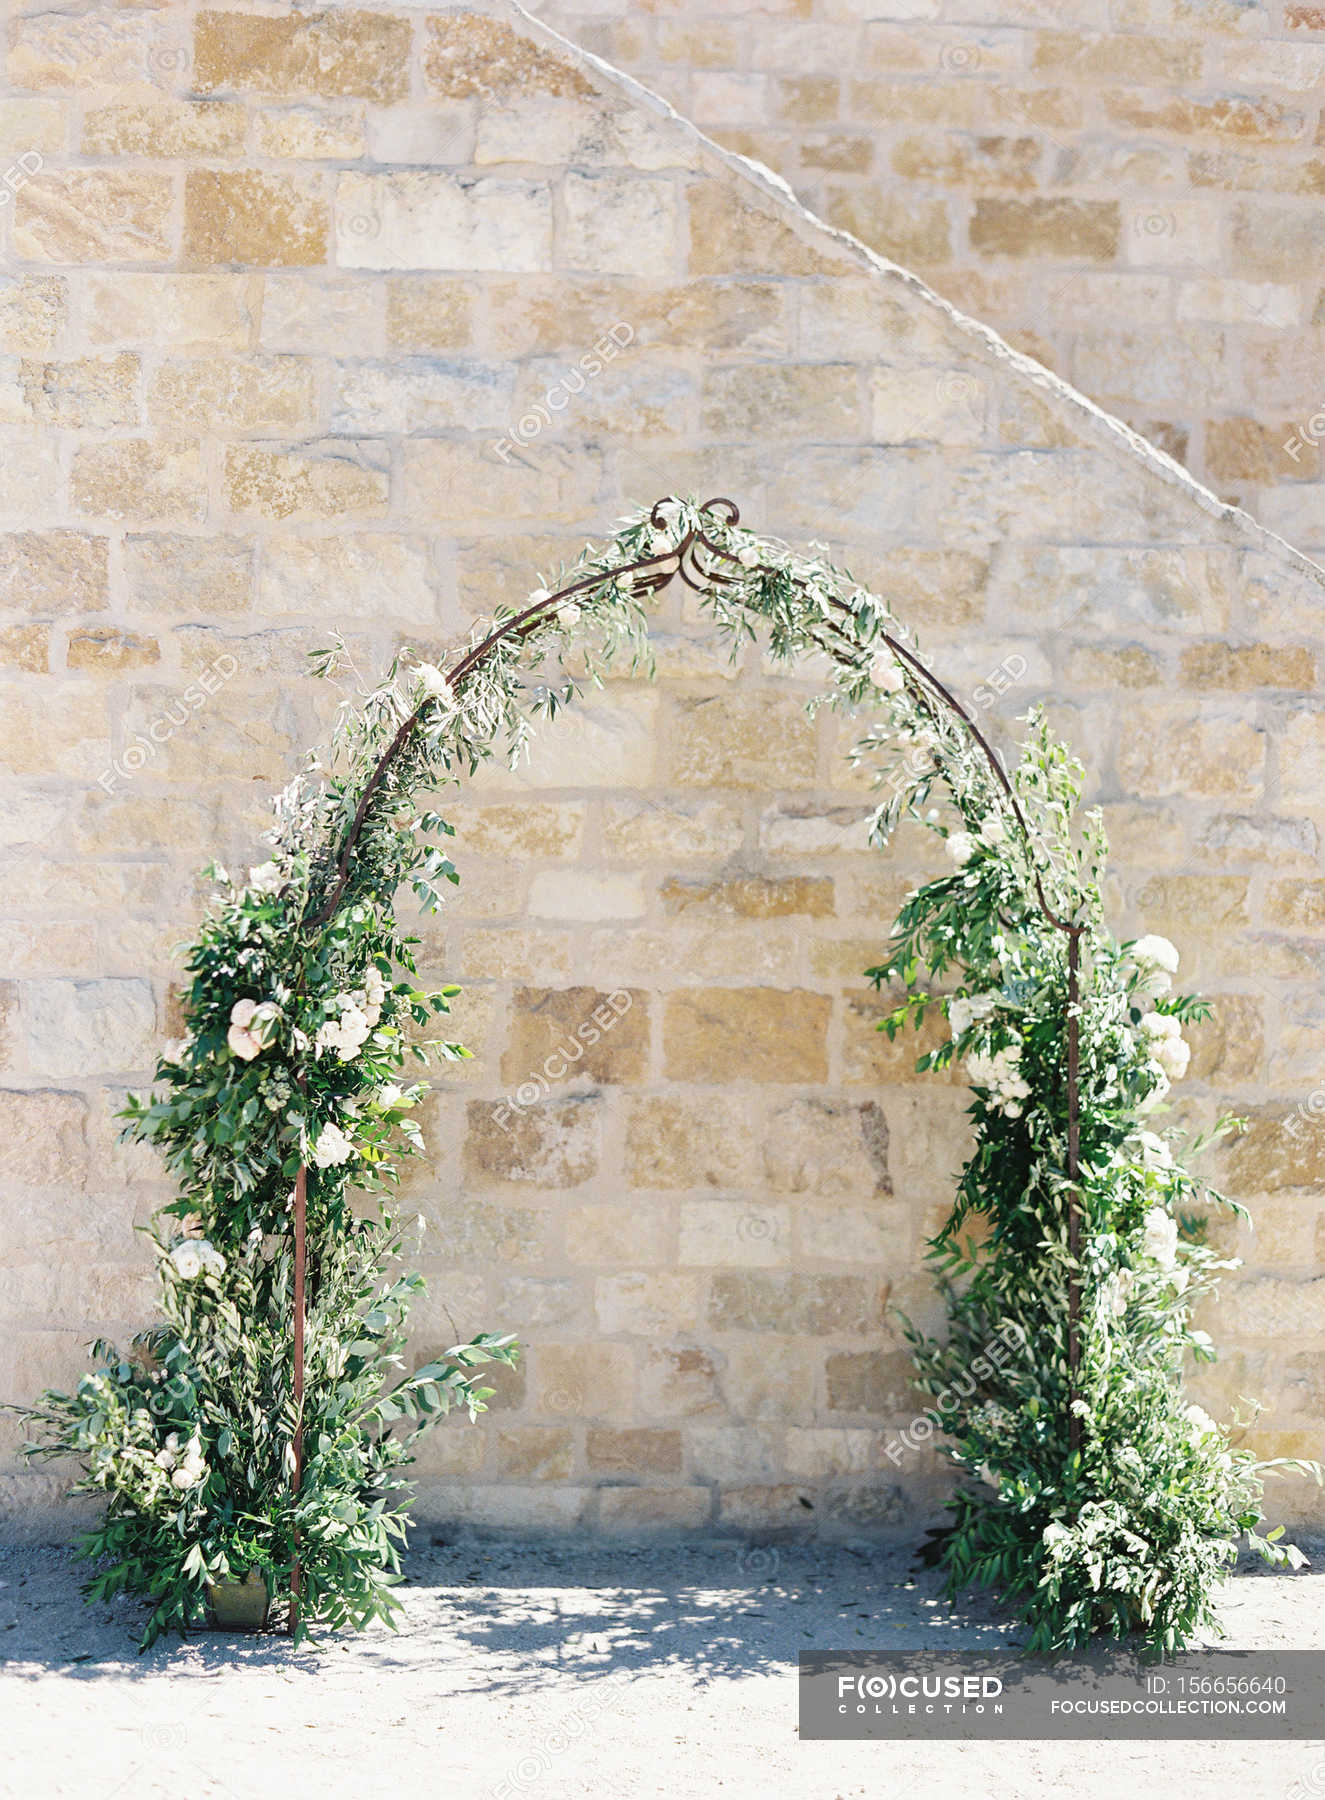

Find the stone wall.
xmin=532 ymin=0 xmax=1325 ymax=557
xmin=1 ymin=0 xmax=1323 ymax=1537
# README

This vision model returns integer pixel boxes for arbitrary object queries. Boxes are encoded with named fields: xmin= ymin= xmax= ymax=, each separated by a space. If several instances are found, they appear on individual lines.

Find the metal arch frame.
xmin=283 ymin=495 xmax=1086 ymax=1632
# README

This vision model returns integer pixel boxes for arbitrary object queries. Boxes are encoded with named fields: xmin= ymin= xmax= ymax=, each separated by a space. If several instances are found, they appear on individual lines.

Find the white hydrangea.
xmin=1142 ymin=1205 xmax=1179 ymax=1269
xmin=946 ymin=831 xmax=975 ymax=868
xmin=965 ymin=1043 xmax=1032 ymax=1118
xmin=947 ymin=992 xmax=997 ymax=1038
xmin=311 ymin=1121 xmax=356 ymax=1169
xmin=316 ymin=981 xmax=382 ymax=1060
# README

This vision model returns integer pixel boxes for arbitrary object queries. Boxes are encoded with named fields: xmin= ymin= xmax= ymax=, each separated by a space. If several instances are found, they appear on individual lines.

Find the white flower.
xmin=1103 ymin=1268 xmax=1135 ymax=1317
xmin=414 ymin=662 xmax=454 ymax=706
xmin=946 ymin=831 xmax=975 ymax=868
xmin=312 ymin=1121 xmax=356 ymax=1169
xmin=364 ymin=967 xmax=386 ymax=1008
xmin=947 ymin=992 xmax=997 ymax=1038
xmin=1133 ymin=934 xmax=1180 ymax=975
xmin=948 ymin=997 xmax=975 ymax=1036
xmin=197 ymin=1240 xmax=226 ymax=1277
xmin=736 ymin=543 xmax=761 ymax=569
xmin=168 ymin=1242 xmax=203 ymax=1280
xmin=154 ymin=1447 xmax=175 ymax=1470
xmin=868 ymin=649 xmax=905 ymax=693
xmin=1136 ymin=1130 xmax=1173 ymax=1171
xmin=171 ymin=1464 xmax=200 ymax=1491
xmin=558 ymin=601 xmax=582 ymax=627
xmin=248 ymin=861 xmax=284 ymax=894
xmin=1140 ymin=1011 xmax=1179 ymax=1041
xmin=227 ymin=996 xmax=279 ymax=1058
xmin=1184 ymin=1404 xmax=1217 ymax=1438
xmin=980 ymin=813 xmax=1007 ymax=847
xmin=527 ymin=587 xmax=552 ymax=605
xmin=1142 ymin=1206 xmax=1179 ymax=1269
xmin=1154 ymin=1034 xmax=1191 ymax=1080
xmin=376 ymin=1084 xmax=403 ymax=1110
xmin=648 ymin=529 xmax=673 ymax=554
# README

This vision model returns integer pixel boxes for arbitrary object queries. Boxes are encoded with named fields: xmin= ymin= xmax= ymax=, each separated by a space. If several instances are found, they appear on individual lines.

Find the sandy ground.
xmin=2 ymin=1536 xmax=1324 ymax=1800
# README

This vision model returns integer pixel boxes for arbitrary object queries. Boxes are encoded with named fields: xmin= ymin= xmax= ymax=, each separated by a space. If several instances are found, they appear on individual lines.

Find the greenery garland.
xmin=12 ymin=496 xmax=1314 ymax=1653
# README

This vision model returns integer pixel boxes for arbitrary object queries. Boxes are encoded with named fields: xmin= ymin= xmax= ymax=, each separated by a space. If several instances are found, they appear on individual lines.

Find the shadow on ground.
xmin=0 ymin=1536 xmax=1032 ymax=1685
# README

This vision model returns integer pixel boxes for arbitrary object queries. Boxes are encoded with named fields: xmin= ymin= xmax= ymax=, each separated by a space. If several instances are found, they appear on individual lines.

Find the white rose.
xmin=868 ymin=649 xmax=905 ymax=693
xmin=980 ymin=813 xmax=1007 ymax=847
xmin=1154 ymin=1035 xmax=1191 ymax=1080
xmin=1133 ymin=934 xmax=1180 ymax=975
xmin=227 ymin=1024 xmax=261 ymax=1061
xmin=1184 ymin=1404 xmax=1217 ymax=1438
xmin=168 ymin=1243 xmax=203 ymax=1280
xmin=1136 ymin=1131 xmax=1173 ymax=1170
xmin=248 ymin=861 xmax=284 ymax=894
xmin=196 ymin=1240 xmax=226 ymax=1277
xmin=364 ymin=968 xmax=386 ymax=1007
xmin=736 ymin=543 xmax=761 ymax=569
xmin=1139 ymin=1011 xmax=1180 ymax=1041
xmin=154 ymin=1448 xmax=175 ymax=1470
xmin=946 ymin=831 xmax=975 ymax=868
xmin=376 ymin=1085 xmax=403 ymax=1110
xmin=312 ymin=1121 xmax=356 ymax=1169
xmin=414 ymin=662 xmax=454 ymax=705
xmin=1142 ymin=1206 xmax=1178 ymax=1269
xmin=171 ymin=1466 xmax=197 ymax=1491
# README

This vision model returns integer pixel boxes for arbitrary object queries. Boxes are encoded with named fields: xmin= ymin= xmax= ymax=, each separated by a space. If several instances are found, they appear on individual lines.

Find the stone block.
xmin=664 ymin=988 xmax=831 ymax=1084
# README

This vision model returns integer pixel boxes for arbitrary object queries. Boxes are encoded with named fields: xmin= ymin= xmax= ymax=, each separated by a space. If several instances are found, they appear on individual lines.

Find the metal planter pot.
xmin=206 ymin=1569 xmax=271 ymax=1631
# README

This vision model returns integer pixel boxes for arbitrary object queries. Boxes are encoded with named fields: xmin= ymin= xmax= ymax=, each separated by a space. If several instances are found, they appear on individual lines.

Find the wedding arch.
xmin=15 ymin=495 xmax=1315 ymax=1656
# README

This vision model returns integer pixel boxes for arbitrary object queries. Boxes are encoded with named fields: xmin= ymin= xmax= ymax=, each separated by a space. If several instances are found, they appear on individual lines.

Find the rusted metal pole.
xmin=288 ymin=1153 xmax=306 ymax=1634
xmin=1066 ymin=927 xmax=1083 ymax=1457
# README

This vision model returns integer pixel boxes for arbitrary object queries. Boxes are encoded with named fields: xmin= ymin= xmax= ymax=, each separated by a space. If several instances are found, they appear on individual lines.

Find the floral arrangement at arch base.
xmin=12 ymin=495 xmax=1317 ymax=1656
